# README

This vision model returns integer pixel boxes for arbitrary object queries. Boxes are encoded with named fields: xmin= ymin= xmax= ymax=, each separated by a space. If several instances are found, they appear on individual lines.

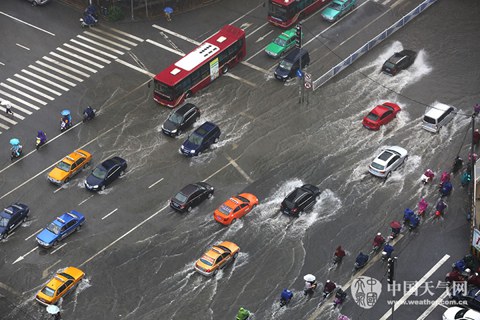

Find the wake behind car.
xmin=0 ymin=203 xmax=29 ymax=240
xmin=194 ymin=241 xmax=239 ymax=276
xmin=381 ymin=50 xmax=417 ymax=76
xmin=162 ymin=103 xmax=200 ymax=137
xmin=362 ymin=102 xmax=401 ymax=130
xmin=213 ymin=193 xmax=259 ymax=225
xmin=321 ymin=0 xmax=356 ymax=22
xmin=265 ymin=28 xmax=302 ymax=59
xmin=48 ymin=149 xmax=92 ymax=185
xmin=170 ymin=182 xmax=214 ymax=212
xmin=26 ymin=0 xmax=50 ymax=5
xmin=368 ymin=146 xmax=408 ymax=179
xmin=280 ymin=184 xmax=321 ymax=216
xmin=36 ymin=211 xmax=85 ymax=248
xmin=179 ymin=121 xmax=220 ymax=156
xmin=84 ymin=156 xmax=127 ymax=191
xmin=36 ymin=266 xmax=85 ymax=305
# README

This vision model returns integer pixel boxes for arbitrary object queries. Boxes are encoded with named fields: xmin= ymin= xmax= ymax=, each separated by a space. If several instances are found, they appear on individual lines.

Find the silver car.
xmin=26 ymin=0 xmax=50 ymax=6
xmin=368 ymin=146 xmax=408 ymax=179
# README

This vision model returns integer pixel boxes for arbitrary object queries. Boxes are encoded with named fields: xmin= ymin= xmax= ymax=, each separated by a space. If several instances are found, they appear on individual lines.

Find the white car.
xmin=443 ymin=306 xmax=480 ymax=320
xmin=368 ymin=146 xmax=408 ymax=179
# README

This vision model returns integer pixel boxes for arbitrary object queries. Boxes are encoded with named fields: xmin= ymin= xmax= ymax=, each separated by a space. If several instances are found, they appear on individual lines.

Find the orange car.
xmin=36 ymin=266 xmax=85 ymax=305
xmin=213 ymin=193 xmax=259 ymax=225
xmin=48 ymin=149 xmax=92 ymax=184
xmin=194 ymin=241 xmax=240 ymax=276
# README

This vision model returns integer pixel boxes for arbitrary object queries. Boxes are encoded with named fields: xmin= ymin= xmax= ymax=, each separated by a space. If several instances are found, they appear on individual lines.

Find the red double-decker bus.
xmin=153 ymin=25 xmax=246 ymax=108
xmin=268 ymin=0 xmax=332 ymax=28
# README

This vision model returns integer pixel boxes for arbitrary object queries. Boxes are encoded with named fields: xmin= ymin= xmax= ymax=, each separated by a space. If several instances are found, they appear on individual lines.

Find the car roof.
xmin=279 ymin=28 xmax=296 ymax=39
xmin=174 ymin=103 xmax=197 ymax=116
xmin=424 ymin=103 xmax=454 ymax=118
xmin=194 ymin=121 xmax=218 ymax=136
xmin=56 ymin=211 xmax=81 ymax=225
xmin=180 ymin=183 xmax=201 ymax=196
xmin=101 ymin=157 xmax=123 ymax=170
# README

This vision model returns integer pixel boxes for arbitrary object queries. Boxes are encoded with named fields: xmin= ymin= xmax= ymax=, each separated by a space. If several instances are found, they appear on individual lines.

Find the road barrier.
xmin=313 ymin=0 xmax=438 ymax=90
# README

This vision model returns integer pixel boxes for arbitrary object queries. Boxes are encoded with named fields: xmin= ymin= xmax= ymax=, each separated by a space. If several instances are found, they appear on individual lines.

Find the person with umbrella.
xmin=1 ymin=100 xmax=13 ymax=117
xmin=10 ymin=138 xmax=22 ymax=159
xmin=46 ymin=304 xmax=61 ymax=319
xmin=61 ymin=109 xmax=72 ymax=131
xmin=303 ymin=274 xmax=317 ymax=296
xmin=164 ymin=7 xmax=173 ymax=21
xmin=389 ymin=220 xmax=401 ymax=239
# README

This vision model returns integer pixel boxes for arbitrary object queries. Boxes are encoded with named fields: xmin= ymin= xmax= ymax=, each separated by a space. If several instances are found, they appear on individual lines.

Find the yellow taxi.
xmin=48 ymin=149 xmax=92 ymax=184
xmin=36 ymin=266 xmax=85 ymax=305
xmin=194 ymin=241 xmax=240 ymax=276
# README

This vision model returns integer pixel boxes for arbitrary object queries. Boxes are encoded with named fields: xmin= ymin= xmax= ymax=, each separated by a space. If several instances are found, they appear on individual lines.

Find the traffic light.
xmin=387 ymin=257 xmax=395 ymax=284
xmin=295 ymin=23 xmax=302 ymax=49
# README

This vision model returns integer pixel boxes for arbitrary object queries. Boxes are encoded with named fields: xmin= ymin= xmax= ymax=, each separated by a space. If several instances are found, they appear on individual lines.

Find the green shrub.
xmin=108 ymin=5 xmax=125 ymax=22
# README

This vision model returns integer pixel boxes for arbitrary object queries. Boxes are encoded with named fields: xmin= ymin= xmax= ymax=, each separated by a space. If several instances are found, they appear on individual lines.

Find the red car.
xmin=213 ymin=193 xmax=259 ymax=225
xmin=362 ymin=102 xmax=401 ymax=130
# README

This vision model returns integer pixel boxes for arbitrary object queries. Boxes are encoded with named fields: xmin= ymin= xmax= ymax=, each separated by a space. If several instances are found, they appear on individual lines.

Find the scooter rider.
xmin=83 ymin=106 xmax=95 ymax=121
xmin=236 ymin=307 xmax=251 ymax=320
xmin=280 ymin=288 xmax=293 ymax=306
xmin=334 ymin=246 xmax=346 ymax=264
xmin=323 ymin=280 xmax=337 ymax=298
xmin=373 ymin=233 xmax=385 ymax=249
xmin=382 ymin=243 xmax=394 ymax=260
xmin=334 ymin=288 xmax=347 ymax=306
xmin=37 ymin=130 xmax=47 ymax=144
xmin=304 ymin=279 xmax=317 ymax=296
xmin=10 ymin=139 xmax=22 ymax=157
xmin=355 ymin=252 xmax=369 ymax=268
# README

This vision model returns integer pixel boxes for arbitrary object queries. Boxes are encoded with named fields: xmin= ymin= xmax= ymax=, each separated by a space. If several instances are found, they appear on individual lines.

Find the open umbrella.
xmin=46 ymin=304 xmax=60 ymax=315
xmin=9 ymin=138 xmax=20 ymax=146
xmin=61 ymin=109 xmax=71 ymax=116
xmin=164 ymin=6 xmax=173 ymax=14
xmin=1 ymin=100 xmax=10 ymax=106
xmin=303 ymin=274 xmax=316 ymax=282
xmin=390 ymin=221 xmax=401 ymax=229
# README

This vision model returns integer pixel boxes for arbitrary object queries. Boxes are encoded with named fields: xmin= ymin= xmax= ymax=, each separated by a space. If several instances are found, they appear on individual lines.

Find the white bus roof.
xmin=174 ymin=42 xmax=220 ymax=72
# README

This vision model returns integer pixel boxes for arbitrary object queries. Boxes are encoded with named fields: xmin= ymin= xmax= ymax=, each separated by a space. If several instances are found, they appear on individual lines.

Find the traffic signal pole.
xmin=387 ymin=257 xmax=397 ymax=319
xmin=296 ymin=22 xmax=305 ymax=105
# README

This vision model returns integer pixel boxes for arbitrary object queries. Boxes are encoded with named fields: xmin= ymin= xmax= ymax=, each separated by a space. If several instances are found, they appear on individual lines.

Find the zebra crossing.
xmin=0 ymin=26 xmax=144 ymax=135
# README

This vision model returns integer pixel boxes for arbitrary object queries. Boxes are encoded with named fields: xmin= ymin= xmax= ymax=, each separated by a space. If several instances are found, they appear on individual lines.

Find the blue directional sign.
xmin=296 ymin=69 xmax=304 ymax=78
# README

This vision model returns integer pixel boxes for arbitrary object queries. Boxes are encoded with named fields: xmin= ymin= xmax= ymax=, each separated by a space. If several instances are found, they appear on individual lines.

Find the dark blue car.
xmin=36 ymin=211 xmax=85 ymax=248
xmin=84 ymin=156 xmax=127 ymax=191
xmin=179 ymin=121 xmax=220 ymax=157
xmin=0 ymin=203 xmax=29 ymax=240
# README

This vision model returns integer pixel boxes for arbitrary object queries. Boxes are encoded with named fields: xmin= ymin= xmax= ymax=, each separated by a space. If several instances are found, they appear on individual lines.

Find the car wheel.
xmin=23 ymin=216 xmax=28 ymax=223
xmin=195 ymin=115 xmax=199 ymax=122
xmin=222 ymin=65 xmax=229 ymax=74
xmin=120 ymin=170 xmax=125 ymax=177
xmin=214 ymin=137 xmax=219 ymax=143
xmin=177 ymin=129 xmax=182 ymax=136
xmin=1 ymin=233 xmax=6 ymax=240
xmin=404 ymin=155 xmax=409 ymax=163
xmin=187 ymin=206 xmax=192 ymax=212
xmin=64 ymin=177 xmax=70 ymax=183
xmin=76 ymin=225 xmax=81 ymax=232
xmin=232 ymin=218 xmax=237 ymax=224
xmin=385 ymin=172 xmax=392 ymax=180
xmin=185 ymin=90 xmax=192 ymax=98
xmin=53 ymin=240 xmax=59 ymax=247
xmin=233 ymin=252 xmax=239 ymax=259
xmin=212 ymin=269 xmax=218 ymax=276
xmin=207 ymin=192 xmax=213 ymax=199
xmin=197 ymin=151 xmax=202 ymax=156
xmin=100 ymin=185 xmax=106 ymax=191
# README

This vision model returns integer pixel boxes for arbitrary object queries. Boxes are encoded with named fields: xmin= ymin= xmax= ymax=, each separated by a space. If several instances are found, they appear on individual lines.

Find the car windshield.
xmin=384 ymin=61 xmax=395 ymax=69
xmin=284 ymin=199 xmax=295 ymax=209
xmin=168 ymin=112 xmax=183 ymax=124
xmin=41 ymin=287 xmax=55 ymax=297
xmin=59 ymin=272 xmax=74 ymax=280
xmin=92 ymin=166 xmax=107 ymax=179
xmin=236 ymin=195 xmax=249 ymax=203
xmin=423 ymin=116 xmax=436 ymax=124
xmin=273 ymin=37 xmax=287 ymax=47
xmin=279 ymin=60 xmax=293 ymax=70
xmin=0 ymin=216 xmax=9 ymax=227
xmin=218 ymin=204 xmax=233 ymax=215
xmin=330 ymin=2 xmax=342 ymax=10
xmin=47 ymin=222 xmax=61 ymax=235
xmin=371 ymin=162 xmax=385 ymax=170
xmin=187 ymin=133 xmax=203 ymax=146
xmin=367 ymin=113 xmax=379 ymax=121
xmin=56 ymin=161 xmax=71 ymax=172
xmin=174 ymin=192 xmax=188 ymax=203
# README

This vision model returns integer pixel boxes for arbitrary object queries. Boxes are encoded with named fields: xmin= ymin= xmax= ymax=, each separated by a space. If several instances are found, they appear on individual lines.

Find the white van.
xmin=421 ymin=103 xmax=456 ymax=133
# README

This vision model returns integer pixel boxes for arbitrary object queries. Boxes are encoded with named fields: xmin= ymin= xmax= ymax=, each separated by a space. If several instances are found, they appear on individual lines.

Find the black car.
xmin=381 ymin=50 xmax=417 ymax=76
xmin=162 ymin=103 xmax=200 ymax=137
xmin=0 ymin=203 xmax=29 ymax=240
xmin=459 ymin=288 xmax=480 ymax=312
xmin=84 ymin=156 xmax=127 ymax=191
xmin=179 ymin=121 xmax=221 ymax=157
xmin=170 ymin=182 xmax=214 ymax=212
xmin=280 ymin=184 xmax=321 ymax=216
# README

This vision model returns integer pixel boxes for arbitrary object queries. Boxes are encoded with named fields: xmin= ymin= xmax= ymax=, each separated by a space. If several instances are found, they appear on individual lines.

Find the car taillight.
xmin=205 ymin=269 xmax=211 ymax=272
xmin=292 ymin=208 xmax=298 ymax=213
xmin=180 ymin=205 xmax=185 ymax=209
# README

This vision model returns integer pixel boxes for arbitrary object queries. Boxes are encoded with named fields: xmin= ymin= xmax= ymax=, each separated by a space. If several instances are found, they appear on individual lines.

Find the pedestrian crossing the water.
xmin=0 ymin=27 xmax=145 ymax=135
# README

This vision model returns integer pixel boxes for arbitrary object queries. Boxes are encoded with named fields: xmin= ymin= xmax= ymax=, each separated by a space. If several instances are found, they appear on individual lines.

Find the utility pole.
xmin=295 ymin=22 xmax=305 ymax=105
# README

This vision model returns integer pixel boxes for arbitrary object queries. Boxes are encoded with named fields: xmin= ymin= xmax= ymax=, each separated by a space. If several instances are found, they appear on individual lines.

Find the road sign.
xmin=304 ymin=72 xmax=312 ymax=90
xmin=296 ymin=69 xmax=304 ymax=78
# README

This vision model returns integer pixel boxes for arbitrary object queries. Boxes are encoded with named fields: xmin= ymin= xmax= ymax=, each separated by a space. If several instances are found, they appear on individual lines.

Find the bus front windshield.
xmin=268 ymin=1 xmax=294 ymax=21
xmin=154 ymin=81 xmax=177 ymax=101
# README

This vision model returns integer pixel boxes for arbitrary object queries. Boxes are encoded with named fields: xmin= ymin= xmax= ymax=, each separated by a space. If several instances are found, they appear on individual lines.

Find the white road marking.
xmin=146 ymin=39 xmax=185 ymax=57
xmin=0 ymin=122 xmax=9 ymax=130
xmin=416 ymin=290 xmax=449 ymax=320
xmin=70 ymin=39 xmax=117 ymax=60
xmin=78 ymin=194 xmax=95 ymax=205
xmin=84 ymin=31 xmax=131 ymax=50
xmin=245 ymin=44 xmax=268 ymax=62
xmin=36 ymin=60 xmax=84 ymax=82
xmin=224 ymin=73 xmax=256 ymax=87
xmin=0 ymin=90 xmax=35 ymax=113
xmin=55 ymin=48 xmax=103 ymax=70
xmin=115 ymin=59 xmax=155 ymax=77
xmin=25 ymin=228 xmax=42 ymax=241
xmin=48 ymin=52 xmax=97 ymax=73
xmin=92 ymin=28 xmax=139 ymax=46
xmin=0 ymin=83 xmax=45 ymax=106
xmin=101 ymin=208 xmax=118 ymax=220
xmin=224 ymin=154 xmax=253 ymax=183
xmin=6 ymin=78 xmax=55 ymax=100
xmin=240 ymin=61 xmax=269 ymax=74
xmin=21 ymin=69 xmax=69 ymax=91
xmin=152 ymin=24 xmax=200 ymax=45
xmin=245 ymin=22 xmax=269 ymax=38
xmin=0 ymin=113 xmax=18 ymax=124
xmin=230 ymin=4 xmax=263 ymax=25
xmin=13 ymin=246 xmax=38 ymax=264
xmin=148 ymin=177 xmax=164 ymax=189
xmin=29 ymin=65 xmax=76 ymax=87
xmin=16 ymin=43 xmax=30 ymax=50
xmin=42 ymin=56 xmax=91 ymax=77
xmin=0 ymin=11 xmax=55 ymax=36
xmin=0 ymin=61 xmax=4 ymax=66
xmin=379 ymin=254 xmax=451 ymax=320
xmin=77 ymin=35 xmax=124 ymax=55
xmin=14 ymin=73 xmax=62 ymax=96
xmin=106 ymin=26 xmax=144 ymax=42
xmin=255 ymin=30 xmax=274 ymax=43
xmin=50 ymin=243 xmax=66 ymax=254
xmin=63 ymin=43 xmax=111 ymax=64
xmin=53 ymin=185 xmax=65 ymax=194
xmin=0 ymin=282 xmax=21 ymax=296
xmin=42 ymin=259 xmax=62 ymax=279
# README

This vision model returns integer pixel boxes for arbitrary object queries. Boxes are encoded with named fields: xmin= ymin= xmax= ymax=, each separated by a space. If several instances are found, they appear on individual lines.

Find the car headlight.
xmin=171 ymin=129 xmax=177 ymax=133
xmin=180 ymin=145 xmax=184 ymax=150
xmin=92 ymin=185 xmax=99 ymax=189
xmin=190 ymin=150 xmax=195 ymax=154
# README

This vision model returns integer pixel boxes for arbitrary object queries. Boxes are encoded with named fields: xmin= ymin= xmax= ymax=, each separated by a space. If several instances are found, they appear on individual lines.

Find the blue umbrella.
xmin=61 ymin=109 xmax=71 ymax=116
xmin=164 ymin=6 xmax=173 ymax=14
xmin=9 ymin=138 xmax=20 ymax=146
